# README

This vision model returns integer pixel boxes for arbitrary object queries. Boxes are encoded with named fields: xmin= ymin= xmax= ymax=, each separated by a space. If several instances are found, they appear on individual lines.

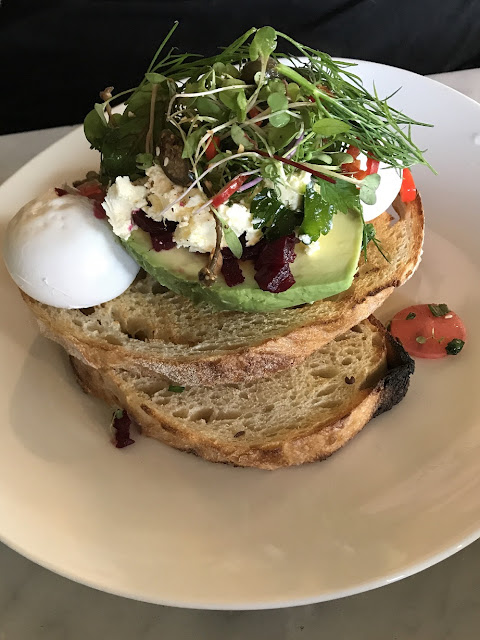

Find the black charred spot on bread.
xmin=373 ymin=331 xmax=414 ymax=418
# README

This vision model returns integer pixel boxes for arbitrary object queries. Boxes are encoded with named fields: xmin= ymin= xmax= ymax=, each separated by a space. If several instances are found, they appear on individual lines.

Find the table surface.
xmin=1 ymin=69 xmax=480 ymax=639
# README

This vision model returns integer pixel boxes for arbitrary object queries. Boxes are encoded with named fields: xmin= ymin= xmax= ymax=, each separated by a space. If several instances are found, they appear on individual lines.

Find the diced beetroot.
xmin=255 ymin=234 xmax=297 ymax=270
xmin=112 ymin=410 xmax=135 ymax=448
xmin=93 ymin=201 xmax=107 ymax=219
xmin=254 ymin=262 xmax=296 ymax=293
xmin=132 ymin=210 xmax=171 ymax=234
xmin=240 ymin=237 xmax=266 ymax=262
xmin=132 ymin=210 xmax=177 ymax=251
xmin=253 ymin=235 xmax=298 ymax=293
xmin=151 ymin=233 xmax=176 ymax=251
xmin=221 ymin=248 xmax=245 ymax=287
xmin=55 ymin=188 xmax=68 ymax=197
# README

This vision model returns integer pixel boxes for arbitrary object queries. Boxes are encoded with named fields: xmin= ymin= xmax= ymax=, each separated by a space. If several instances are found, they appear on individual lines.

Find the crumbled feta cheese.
xmin=217 ymin=202 xmax=262 ymax=247
xmin=277 ymin=170 xmax=311 ymax=210
xmin=173 ymin=208 xmax=217 ymax=253
xmin=104 ymin=165 xmax=263 ymax=253
xmin=299 ymin=234 xmax=311 ymax=245
xmin=103 ymin=177 xmax=147 ymax=240
xmin=145 ymin=165 xmax=207 ymax=224
xmin=303 ymin=239 xmax=322 ymax=255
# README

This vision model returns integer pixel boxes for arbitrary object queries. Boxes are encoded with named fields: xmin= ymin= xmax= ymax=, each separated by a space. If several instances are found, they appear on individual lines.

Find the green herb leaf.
xmin=312 ymin=118 xmax=351 ymax=137
xmin=428 ymin=303 xmax=450 ymax=317
xmin=195 ymin=96 xmax=228 ymax=120
xmin=230 ymin=124 xmax=254 ymax=150
xmin=266 ymin=120 xmax=300 ymax=152
xmin=287 ymin=82 xmax=300 ymax=101
xmin=416 ymin=336 xmax=427 ymax=344
xmin=83 ymin=107 xmax=107 ymax=150
xmin=136 ymin=153 xmax=154 ymax=171
xmin=182 ymin=124 xmax=209 ymax=159
xmin=330 ymin=152 xmax=353 ymax=165
xmin=298 ymin=181 xmax=335 ymax=242
xmin=168 ymin=385 xmax=185 ymax=393
xmin=317 ymin=179 xmax=362 ymax=216
xmin=214 ymin=211 xmax=243 ymax=258
xmin=236 ymin=90 xmax=248 ymax=122
xmin=359 ymin=173 xmax=381 ymax=205
xmin=406 ymin=312 xmax=416 ymax=320
xmin=114 ymin=409 xmax=124 ymax=419
xmin=249 ymin=26 xmax=277 ymax=62
xmin=267 ymin=92 xmax=288 ymax=113
xmin=269 ymin=111 xmax=291 ymax=128
xmin=445 ymin=338 xmax=465 ymax=355
xmin=251 ymin=188 xmax=300 ymax=240
xmin=145 ymin=72 xmax=167 ymax=84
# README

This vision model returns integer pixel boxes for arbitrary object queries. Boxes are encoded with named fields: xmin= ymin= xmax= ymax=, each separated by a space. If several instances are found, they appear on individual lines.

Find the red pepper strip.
xmin=255 ymin=149 xmax=336 ymax=184
xmin=366 ymin=157 xmax=380 ymax=174
xmin=355 ymin=156 xmax=380 ymax=180
xmin=400 ymin=168 xmax=416 ymax=202
xmin=205 ymin=135 xmax=220 ymax=161
xmin=211 ymin=175 xmax=249 ymax=208
xmin=346 ymin=145 xmax=361 ymax=159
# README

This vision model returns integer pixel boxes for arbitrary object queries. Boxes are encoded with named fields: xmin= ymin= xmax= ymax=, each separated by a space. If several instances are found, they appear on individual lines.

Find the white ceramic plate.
xmin=0 ymin=61 xmax=479 ymax=610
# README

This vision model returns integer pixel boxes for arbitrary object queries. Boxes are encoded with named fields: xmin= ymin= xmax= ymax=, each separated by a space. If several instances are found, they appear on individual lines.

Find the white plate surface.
xmin=0 ymin=61 xmax=479 ymax=610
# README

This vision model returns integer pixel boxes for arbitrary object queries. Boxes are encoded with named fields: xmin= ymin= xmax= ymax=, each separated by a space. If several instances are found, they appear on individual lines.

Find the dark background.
xmin=2 ymin=0 xmax=480 ymax=134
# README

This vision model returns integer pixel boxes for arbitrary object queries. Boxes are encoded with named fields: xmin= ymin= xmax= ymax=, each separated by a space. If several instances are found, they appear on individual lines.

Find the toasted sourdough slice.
xmin=71 ymin=317 xmax=414 ymax=470
xmin=24 ymin=194 xmax=423 ymax=386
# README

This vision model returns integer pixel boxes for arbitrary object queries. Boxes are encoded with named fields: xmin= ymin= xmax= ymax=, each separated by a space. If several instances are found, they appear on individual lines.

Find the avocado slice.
xmin=123 ymin=210 xmax=363 ymax=312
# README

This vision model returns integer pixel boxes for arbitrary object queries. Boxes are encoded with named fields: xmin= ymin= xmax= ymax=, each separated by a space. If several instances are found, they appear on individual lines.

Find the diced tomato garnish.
xmin=205 ymin=135 xmax=220 ymax=161
xmin=390 ymin=304 xmax=466 ymax=359
xmin=400 ymin=168 xmax=416 ymax=202
xmin=346 ymin=145 xmax=360 ymax=159
xmin=76 ymin=181 xmax=106 ymax=203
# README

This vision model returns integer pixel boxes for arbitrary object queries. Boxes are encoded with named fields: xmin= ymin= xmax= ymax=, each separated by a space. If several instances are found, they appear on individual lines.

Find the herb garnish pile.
xmin=84 ymin=24 xmax=432 ymax=257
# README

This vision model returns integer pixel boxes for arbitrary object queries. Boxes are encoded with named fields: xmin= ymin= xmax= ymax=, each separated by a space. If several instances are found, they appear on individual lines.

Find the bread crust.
xmin=23 ymin=193 xmax=424 ymax=386
xmin=70 ymin=318 xmax=414 ymax=470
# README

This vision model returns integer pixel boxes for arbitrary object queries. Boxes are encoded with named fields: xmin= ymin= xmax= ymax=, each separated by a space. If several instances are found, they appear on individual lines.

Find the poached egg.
xmin=3 ymin=189 xmax=140 ymax=308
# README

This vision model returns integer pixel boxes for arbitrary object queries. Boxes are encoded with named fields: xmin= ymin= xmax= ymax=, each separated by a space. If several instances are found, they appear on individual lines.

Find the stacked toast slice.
xmin=23 ymin=195 xmax=423 ymax=468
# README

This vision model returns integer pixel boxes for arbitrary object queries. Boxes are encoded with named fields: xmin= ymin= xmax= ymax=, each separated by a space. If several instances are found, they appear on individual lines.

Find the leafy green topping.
xmin=251 ymin=189 xmax=300 ymax=240
xmin=445 ymin=338 xmax=465 ymax=355
xmin=299 ymin=181 xmax=334 ymax=241
xmin=428 ymin=303 xmax=450 ymax=317
xmin=406 ymin=312 xmax=416 ymax=320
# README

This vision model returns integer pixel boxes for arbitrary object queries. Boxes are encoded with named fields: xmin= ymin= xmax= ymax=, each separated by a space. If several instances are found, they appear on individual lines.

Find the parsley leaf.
xmin=428 ymin=303 xmax=450 ymax=317
xmin=317 ymin=179 xmax=362 ymax=216
xmin=406 ymin=312 xmax=416 ymax=320
xmin=298 ymin=181 xmax=335 ymax=242
xmin=251 ymin=188 xmax=301 ymax=240
xmin=445 ymin=338 xmax=465 ymax=355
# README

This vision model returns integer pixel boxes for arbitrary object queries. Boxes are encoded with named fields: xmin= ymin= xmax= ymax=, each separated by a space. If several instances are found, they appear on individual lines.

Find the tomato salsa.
xmin=390 ymin=304 xmax=466 ymax=359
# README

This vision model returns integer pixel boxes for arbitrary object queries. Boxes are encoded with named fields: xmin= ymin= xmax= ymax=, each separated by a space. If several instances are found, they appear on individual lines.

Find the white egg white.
xmin=3 ymin=189 xmax=140 ymax=308
xmin=359 ymin=156 xmax=403 ymax=222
